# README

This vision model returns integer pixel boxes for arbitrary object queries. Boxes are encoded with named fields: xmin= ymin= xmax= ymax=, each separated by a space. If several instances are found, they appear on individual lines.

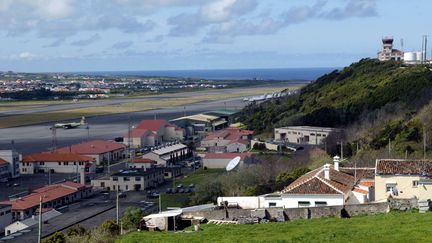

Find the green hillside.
xmin=119 ymin=211 xmax=432 ymax=243
xmin=240 ymin=59 xmax=432 ymax=158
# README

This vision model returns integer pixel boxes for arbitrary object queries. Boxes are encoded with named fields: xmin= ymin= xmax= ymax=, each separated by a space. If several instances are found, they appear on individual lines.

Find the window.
xmin=58 ymin=162 xmax=61 ymax=166
xmin=298 ymin=201 xmax=311 ymax=207
xmin=386 ymin=184 xmax=397 ymax=193
xmin=79 ymin=162 xmax=84 ymax=166
xmin=125 ymin=185 xmax=129 ymax=190
xmin=412 ymin=180 xmax=419 ymax=187
xmin=113 ymin=177 xmax=118 ymax=181
xmin=315 ymin=201 xmax=327 ymax=207
xmin=40 ymin=162 xmax=44 ymax=165
xmin=64 ymin=162 xmax=68 ymax=166
xmin=269 ymin=202 xmax=277 ymax=207
xmin=124 ymin=177 xmax=130 ymax=181
xmin=135 ymin=177 xmax=141 ymax=181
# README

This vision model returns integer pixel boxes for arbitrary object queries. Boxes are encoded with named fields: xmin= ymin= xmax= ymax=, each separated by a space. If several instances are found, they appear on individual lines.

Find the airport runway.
xmin=0 ymin=82 xmax=304 ymax=155
xmin=0 ymin=96 xmax=246 ymax=154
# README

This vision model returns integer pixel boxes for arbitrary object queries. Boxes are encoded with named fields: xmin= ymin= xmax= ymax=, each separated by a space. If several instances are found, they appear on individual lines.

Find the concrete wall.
xmin=250 ymin=140 xmax=279 ymax=151
xmin=183 ymin=202 xmax=390 ymax=222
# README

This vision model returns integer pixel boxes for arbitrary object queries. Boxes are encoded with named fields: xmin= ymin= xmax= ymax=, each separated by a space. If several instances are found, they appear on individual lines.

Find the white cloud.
xmin=9 ymin=52 xmax=36 ymax=61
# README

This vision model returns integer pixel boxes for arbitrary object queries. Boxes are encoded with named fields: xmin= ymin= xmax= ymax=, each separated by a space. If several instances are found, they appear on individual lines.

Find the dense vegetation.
xmin=119 ymin=211 xmax=432 ymax=243
xmin=241 ymin=59 xmax=432 ymax=161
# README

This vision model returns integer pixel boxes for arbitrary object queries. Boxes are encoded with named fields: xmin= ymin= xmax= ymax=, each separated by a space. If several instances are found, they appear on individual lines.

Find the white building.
xmin=91 ymin=168 xmax=165 ymax=191
xmin=56 ymin=140 xmax=126 ymax=165
xmin=0 ymin=204 xmax=12 ymax=234
xmin=20 ymin=152 xmax=96 ymax=174
xmin=200 ymin=128 xmax=253 ymax=153
xmin=0 ymin=150 xmax=21 ymax=179
xmin=378 ymin=37 xmax=403 ymax=61
xmin=274 ymin=126 xmax=337 ymax=145
xmin=217 ymin=157 xmax=374 ymax=209
xmin=5 ymin=209 xmax=62 ymax=236
xmin=142 ymin=143 xmax=190 ymax=166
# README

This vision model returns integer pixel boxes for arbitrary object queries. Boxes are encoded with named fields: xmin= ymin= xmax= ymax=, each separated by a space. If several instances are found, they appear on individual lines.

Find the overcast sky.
xmin=0 ymin=0 xmax=429 ymax=72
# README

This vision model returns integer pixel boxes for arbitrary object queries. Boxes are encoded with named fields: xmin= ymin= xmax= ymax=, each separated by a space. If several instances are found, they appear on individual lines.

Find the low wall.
xmin=183 ymin=202 xmax=390 ymax=222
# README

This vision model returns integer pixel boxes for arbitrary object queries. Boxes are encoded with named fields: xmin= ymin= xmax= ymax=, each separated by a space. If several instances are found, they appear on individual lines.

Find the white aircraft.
xmin=53 ymin=117 xmax=86 ymax=129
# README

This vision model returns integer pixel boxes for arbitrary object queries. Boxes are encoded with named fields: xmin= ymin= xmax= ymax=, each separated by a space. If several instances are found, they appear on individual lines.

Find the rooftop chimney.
xmin=323 ymin=164 xmax=330 ymax=180
xmin=333 ymin=155 xmax=340 ymax=171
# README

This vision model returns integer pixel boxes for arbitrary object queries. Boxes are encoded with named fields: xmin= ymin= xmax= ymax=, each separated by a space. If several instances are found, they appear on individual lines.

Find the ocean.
xmin=75 ymin=67 xmax=338 ymax=81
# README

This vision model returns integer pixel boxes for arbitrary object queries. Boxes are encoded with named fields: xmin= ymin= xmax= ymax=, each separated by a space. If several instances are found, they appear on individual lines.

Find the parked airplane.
xmin=53 ymin=117 xmax=86 ymax=129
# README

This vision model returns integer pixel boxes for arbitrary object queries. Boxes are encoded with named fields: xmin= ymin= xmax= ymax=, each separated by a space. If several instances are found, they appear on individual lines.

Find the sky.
xmin=0 ymin=0 xmax=430 ymax=72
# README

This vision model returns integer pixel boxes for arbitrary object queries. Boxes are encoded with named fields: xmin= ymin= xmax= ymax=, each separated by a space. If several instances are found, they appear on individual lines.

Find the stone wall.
xmin=183 ymin=202 xmax=390 ymax=222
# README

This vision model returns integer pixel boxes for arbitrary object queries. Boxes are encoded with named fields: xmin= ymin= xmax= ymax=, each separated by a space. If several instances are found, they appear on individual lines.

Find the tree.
xmin=121 ymin=206 xmax=143 ymax=230
xmin=101 ymin=220 xmax=120 ymax=236
xmin=191 ymin=180 xmax=223 ymax=205
xmin=66 ymin=224 xmax=87 ymax=237
xmin=275 ymin=167 xmax=310 ymax=191
xmin=44 ymin=232 xmax=66 ymax=243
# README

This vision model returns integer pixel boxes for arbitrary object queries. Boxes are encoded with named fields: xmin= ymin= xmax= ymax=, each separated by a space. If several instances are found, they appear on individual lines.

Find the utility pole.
xmin=340 ymin=141 xmax=343 ymax=161
xmin=116 ymin=188 xmax=119 ymax=224
xmin=388 ymin=138 xmax=391 ymax=158
xmin=38 ymin=196 xmax=43 ymax=243
xmin=424 ymin=128 xmax=427 ymax=160
xmin=183 ymin=106 xmax=186 ymax=117
xmin=158 ymin=193 xmax=162 ymax=213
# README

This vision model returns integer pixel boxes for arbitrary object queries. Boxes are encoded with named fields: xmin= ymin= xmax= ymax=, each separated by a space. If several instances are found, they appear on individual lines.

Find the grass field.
xmin=119 ymin=211 xmax=432 ymax=243
xmin=0 ymin=86 xmax=296 ymax=128
xmin=159 ymin=169 xmax=225 ymax=210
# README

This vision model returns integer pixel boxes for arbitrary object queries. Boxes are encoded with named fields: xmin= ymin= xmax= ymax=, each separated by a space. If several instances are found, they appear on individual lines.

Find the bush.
xmin=101 ymin=220 xmax=120 ymax=236
xmin=44 ymin=232 xmax=66 ymax=243
xmin=121 ymin=206 xmax=143 ymax=230
xmin=66 ymin=224 xmax=87 ymax=237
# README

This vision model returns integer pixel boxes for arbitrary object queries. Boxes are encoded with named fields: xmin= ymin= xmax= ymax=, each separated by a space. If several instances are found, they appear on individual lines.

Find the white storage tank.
xmin=404 ymin=52 xmax=416 ymax=62
xmin=416 ymin=51 xmax=423 ymax=61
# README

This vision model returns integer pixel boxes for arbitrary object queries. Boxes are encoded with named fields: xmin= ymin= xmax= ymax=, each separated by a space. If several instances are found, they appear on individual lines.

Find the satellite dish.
xmin=226 ymin=156 xmax=241 ymax=172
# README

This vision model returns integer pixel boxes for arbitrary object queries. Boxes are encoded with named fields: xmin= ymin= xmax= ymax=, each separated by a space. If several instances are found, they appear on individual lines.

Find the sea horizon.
xmin=68 ymin=67 xmax=339 ymax=81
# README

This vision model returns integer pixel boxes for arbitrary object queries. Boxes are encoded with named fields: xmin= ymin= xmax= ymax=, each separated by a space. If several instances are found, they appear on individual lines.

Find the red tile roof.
xmin=0 ymin=158 xmax=8 ymax=166
xmin=1 ymin=182 xmax=87 ymax=211
xmin=376 ymin=159 xmax=432 ymax=175
xmin=136 ymin=120 xmax=169 ymax=131
xmin=204 ymin=153 xmax=252 ymax=160
xmin=125 ymin=128 xmax=151 ymax=138
xmin=56 ymin=140 xmax=126 ymax=155
xmin=359 ymin=181 xmax=375 ymax=188
xmin=282 ymin=165 xmax=355 ymax=195
xmin=339 ymin=167 xmax=375 ymax=179
xmin=353 ymin=188 xmax=368 ymax=195
xmin=23 ymin=152 xmax=94 ymax=163
xmin=130 ymin=158 xmax=156 ymax=164
xmin=203 ymin=128 xmax=253 ymax=141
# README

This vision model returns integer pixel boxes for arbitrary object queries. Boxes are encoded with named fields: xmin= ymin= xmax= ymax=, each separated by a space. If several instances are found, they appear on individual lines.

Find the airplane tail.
xmin=80 ymin=116 xmax=86 ymax=125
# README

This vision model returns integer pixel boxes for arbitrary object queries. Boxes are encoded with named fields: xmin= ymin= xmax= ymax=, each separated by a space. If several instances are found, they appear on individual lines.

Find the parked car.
xmin=176 ymin=184 xmax=183 ymax=188
xmin=188 ymin=184 xmax=194 ymax=188
xmin=166 ymin=188 xmax=172 ymax=194
xmin=178 ymin=188 xmax=184 ymax=193
xmin=118 ymin=192 xmax=127 ymax=198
